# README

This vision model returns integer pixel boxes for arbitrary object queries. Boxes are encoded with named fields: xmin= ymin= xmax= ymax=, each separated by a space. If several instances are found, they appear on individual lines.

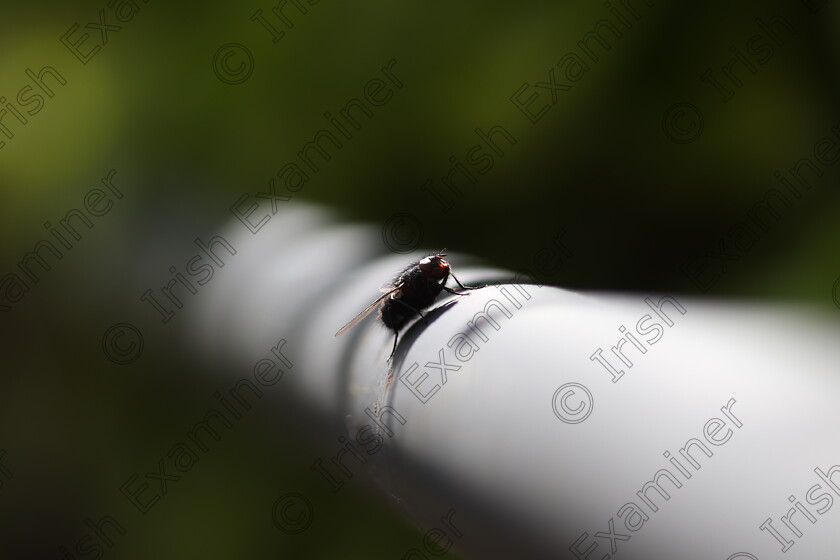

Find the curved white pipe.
xmin=188 ymin=203 xmax=840 ymax=559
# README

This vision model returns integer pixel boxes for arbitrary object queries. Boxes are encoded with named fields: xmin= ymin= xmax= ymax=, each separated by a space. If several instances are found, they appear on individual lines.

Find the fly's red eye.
xmin=419 ymin=256 xmax=449 ymax=278
xmin=417 ymin=255 xmax=449 ymax=278
xmin=418 ymin=257 xmax=435 ymax=274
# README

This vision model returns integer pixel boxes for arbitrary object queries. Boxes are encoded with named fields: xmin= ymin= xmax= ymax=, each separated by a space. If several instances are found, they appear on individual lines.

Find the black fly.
xmin=335 ymin=251 xmax=475 ymax=359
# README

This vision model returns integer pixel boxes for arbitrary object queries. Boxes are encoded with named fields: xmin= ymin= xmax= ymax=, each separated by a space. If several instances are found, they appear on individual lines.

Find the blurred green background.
xmin=1 ymin=0 xmax=838 ymax=558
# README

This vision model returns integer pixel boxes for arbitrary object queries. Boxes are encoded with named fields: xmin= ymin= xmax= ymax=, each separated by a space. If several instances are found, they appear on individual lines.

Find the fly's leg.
xmin=443 ymin=285 xmax=470 ymax=296
xmin=449 ymin=272 xmax=478 ymax=293
xmin=386 ymin=300 xmax=427 ymax=361
xmin=388 ymin=330 xmax=399 ymax=360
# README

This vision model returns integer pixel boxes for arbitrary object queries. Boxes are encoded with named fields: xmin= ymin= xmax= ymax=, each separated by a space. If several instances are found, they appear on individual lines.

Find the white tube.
xmin=188 ymin=205 xmax=840 ymax=559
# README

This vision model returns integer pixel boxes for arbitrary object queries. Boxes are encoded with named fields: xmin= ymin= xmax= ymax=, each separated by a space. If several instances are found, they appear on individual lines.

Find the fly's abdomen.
xmin=380 ymin=282 xmax=442 ymax=332
xmin=380 ymin=298 xmax=415 ymax=331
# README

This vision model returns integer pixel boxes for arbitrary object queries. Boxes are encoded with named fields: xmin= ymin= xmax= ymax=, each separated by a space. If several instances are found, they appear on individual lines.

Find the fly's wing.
xmin=380 ymin=279 xmax=404 ymax=292
xmin=334 ymin=290 xmax=393 ymax=337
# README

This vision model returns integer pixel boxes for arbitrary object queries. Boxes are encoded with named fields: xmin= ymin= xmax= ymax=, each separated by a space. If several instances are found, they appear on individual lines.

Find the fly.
xmin=335 ymin=251 xmax=475 ymax=359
